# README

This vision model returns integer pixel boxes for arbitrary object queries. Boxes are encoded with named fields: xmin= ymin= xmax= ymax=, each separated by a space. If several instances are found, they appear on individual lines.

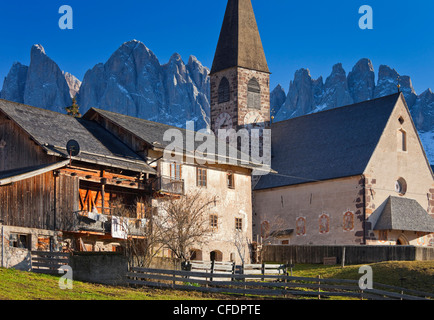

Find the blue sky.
xmin=1 ymin=0 xmax=434 ymax=94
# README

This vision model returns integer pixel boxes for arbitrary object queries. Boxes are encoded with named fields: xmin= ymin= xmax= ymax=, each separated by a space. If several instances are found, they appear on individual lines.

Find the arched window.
xmin=395 ymin=177 xmax=407 ymax=196
xmin=247 ymin=78 xmax=261 ymax=109
xmin=210 ymin=250 xmax=223 ymax=262
xmin=218 ymin=77 xmax=230 ymax=104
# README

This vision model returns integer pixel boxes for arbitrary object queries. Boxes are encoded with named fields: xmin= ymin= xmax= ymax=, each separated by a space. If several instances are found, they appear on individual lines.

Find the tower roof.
xmin=211 ymin=0 xmax=269 ymax=75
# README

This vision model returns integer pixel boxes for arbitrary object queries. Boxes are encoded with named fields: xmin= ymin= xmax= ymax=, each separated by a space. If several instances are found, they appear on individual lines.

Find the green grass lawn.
xmin=0 ymin=267 xmax=225 ymax=300
xmin=286 ymin=260 xmax=434 ymax=294
xmin=0 ymin=260 xmax=432 ymax=300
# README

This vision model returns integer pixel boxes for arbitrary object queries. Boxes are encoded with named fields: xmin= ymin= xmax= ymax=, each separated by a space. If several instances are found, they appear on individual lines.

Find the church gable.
xmin=363 ymin=93 xmax=433 ymax=195
xmin=363 ymin=94 xmax=434 ymax=244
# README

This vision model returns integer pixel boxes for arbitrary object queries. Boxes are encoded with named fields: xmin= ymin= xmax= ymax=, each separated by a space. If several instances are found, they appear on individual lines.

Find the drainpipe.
xmin=361 ymin=175 xmax=367 ymax=245
xmin=1 ymin=220 xmax=4 ymax=268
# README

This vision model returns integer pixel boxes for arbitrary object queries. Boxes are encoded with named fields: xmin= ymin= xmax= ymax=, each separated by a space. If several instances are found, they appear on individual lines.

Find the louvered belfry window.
xmin=247 ymin=78 xmax=261 ymax=109
xmin=218 ymin=77 xmax=230 ymax=104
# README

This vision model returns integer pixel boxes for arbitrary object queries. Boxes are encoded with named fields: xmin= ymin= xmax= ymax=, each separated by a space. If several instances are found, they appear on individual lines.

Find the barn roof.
xmin=0 ymin=99 xmax=156 ymax=174
xmin=255 ymin=93 xmax=402 ymax=190
xmin=0 ymin=160 xmax=70 ymax=186
xmin=374 ymin=196 xmax=434 ymax=233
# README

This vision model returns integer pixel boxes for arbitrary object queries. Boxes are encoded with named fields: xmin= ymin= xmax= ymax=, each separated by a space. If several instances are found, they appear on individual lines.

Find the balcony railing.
xmin=71 ymin=211 xmax=148 ymax=237
xmin=150 ymin=176 xmax=184 ymax=195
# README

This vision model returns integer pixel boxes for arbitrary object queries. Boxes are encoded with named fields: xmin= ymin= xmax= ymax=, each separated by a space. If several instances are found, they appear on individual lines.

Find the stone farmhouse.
xmin=0 ymin=98 xmax=262 ymax=269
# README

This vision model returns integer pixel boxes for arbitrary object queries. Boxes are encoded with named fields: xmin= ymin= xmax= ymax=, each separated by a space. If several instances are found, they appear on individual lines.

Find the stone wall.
xmin=253 ymin=176 xmax=365 ymax=246
xmin=0 ymin=225 xmax=60 ymax=270
xmin=69 ymin=252 xmax=128 ymax=286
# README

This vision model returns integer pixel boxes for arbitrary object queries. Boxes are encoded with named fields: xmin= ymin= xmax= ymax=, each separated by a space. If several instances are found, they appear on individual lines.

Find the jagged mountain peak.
xmin=77 ymin=41 xmax=210 ymax=128
xmin=272 ymin=58 xmax=433 ymax=163
xmin=31 ymin=44 xmax=45 ymax=55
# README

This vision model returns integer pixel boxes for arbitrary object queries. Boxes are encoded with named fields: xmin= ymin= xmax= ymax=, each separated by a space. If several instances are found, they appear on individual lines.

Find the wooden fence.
xmin=126 ymin=266 xmax=433 ymax=300
xmin=186 ymin=261 xmax=287 ymax=282
xmin=31 ymin=251 xmax=70 ymax=275
xmin=262 ymin=245 xmax=434 ymax=265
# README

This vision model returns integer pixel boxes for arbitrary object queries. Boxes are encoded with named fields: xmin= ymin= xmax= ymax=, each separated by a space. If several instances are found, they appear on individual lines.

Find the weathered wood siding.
xmin=0 ymin=172 xmax=80 ymax=231
xmin=55 ymin=173 xmax=79 ymax=231
xmin=0 ymin=115 xmax=56 ymax=171
xmin=0 ymin=171 xmax=56 ymax=230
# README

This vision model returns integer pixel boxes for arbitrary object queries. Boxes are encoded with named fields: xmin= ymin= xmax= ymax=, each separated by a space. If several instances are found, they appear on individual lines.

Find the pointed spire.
xmin=211 ymin=0 xmax=269 ymax=74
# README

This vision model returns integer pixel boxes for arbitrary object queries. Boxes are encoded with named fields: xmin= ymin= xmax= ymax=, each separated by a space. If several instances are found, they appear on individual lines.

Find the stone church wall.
xmin=253 ymin=176 xmax=365 ymax=246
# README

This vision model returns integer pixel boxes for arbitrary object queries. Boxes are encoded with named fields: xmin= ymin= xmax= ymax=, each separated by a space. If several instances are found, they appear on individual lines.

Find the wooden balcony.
xmin=150 ymin=176 xmax=185 ymax=195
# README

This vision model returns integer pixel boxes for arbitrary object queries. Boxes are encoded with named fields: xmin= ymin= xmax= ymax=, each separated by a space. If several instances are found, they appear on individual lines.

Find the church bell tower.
xmin=210 ymin=0 xmax=271 ymax=134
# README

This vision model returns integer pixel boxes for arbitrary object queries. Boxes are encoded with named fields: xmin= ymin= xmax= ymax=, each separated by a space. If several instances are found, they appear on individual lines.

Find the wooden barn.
xmin=0 ymin=99 xmax=157 ymax=269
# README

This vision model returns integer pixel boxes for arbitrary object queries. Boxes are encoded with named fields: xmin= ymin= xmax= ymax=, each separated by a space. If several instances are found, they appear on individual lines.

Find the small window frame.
xmin=196 ymin=167 xmax=207 ymax=187
xmin=227 ymin=172 xmax=235 ymax=189
xmin=235 ymin=218 xmax=243 ymax=231
xmin=247 ymin=78 xmax=261 ymax=110
xmin=218 ymin=77 xmax=230 ymax=104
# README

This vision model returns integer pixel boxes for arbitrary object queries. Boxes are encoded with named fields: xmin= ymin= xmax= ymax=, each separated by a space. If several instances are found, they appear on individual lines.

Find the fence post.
xmin=210 ymin=260 xmax=215 ymax=282
xmin=172 ymin=269 xmax=175 ymax=289
xmin=261 ymin=263 xmax=265 ymax=282
xmin=341 ymin=247 xmax=346 ymax=268
xmin=318 ymin=275 xmax=321 ymax=300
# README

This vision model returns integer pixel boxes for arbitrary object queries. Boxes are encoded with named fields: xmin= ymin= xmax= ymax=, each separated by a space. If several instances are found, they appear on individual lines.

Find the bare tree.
xmin=231 ymin=229 xmax=252 ymax=266
xmin=154 ymin=190 xmax=217 ymax=264
xmin=110 ymin=198 xmax=164 ymax=269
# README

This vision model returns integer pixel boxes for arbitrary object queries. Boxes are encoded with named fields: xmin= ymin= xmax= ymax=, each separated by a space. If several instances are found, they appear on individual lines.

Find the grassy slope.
xmin=0 ymin=261 xmax=432 ymax=300
xmin=0 ymin=267 xmax=222 ymax=300
xmin=288 ymin=261 xmax=434 ymax=294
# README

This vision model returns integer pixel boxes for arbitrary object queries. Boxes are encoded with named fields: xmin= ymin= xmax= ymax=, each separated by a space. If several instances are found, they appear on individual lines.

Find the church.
xmin=209 ymin=0 xmax=434 ymax=248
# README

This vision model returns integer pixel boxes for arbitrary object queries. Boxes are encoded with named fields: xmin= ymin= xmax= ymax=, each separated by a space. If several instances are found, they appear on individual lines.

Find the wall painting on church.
xmin=343 ymin=211 xmax=354 ymax=232
xmin=319 ymin=213 xmax=330 ymax=234
xmin=296 ymin=217 xmax=306 ymax=236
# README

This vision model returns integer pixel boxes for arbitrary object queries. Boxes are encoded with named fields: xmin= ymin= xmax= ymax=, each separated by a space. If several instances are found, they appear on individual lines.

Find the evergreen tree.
xmin=65 ymin=97 xmax=81 ymax=118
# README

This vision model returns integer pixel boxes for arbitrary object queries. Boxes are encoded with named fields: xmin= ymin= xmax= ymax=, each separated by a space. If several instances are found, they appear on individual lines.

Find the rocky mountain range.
xmin=271 ymin=58 xmax=434 ymax=163
xmin=0 ymin=42 xmax=433 ymax=163
xmin=0 ymin=41 xmax=210 ymax=129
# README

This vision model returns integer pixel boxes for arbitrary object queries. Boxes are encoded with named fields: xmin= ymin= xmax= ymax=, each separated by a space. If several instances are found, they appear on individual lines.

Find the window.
xmin=197 ymin=167 xmax=207 ymax=187
xmin=9 ymin=234 xmax=30 ymax=249
xmin=170 ymin=163 xmax=182 ymax=181
xmin=190 ymin=249 xmax=202 ymax=261
xmin=247 ymin=78 xmax=261 ymax=109
xmin=210 ymin=214 xmax=218 ymax=231
xmin=395 ymin=177 xmax=407 ymax=196
xmin=227 ymin=172 xmax=235 ymax=189
xmin=399 ymin=129 xmax=407 ymax=152
xmin=398 ymin=116 xmax=405 ymax=125
xmin=218 ymin=77 xmax=230 ymax=104
xmin=379 ymin=230 xmax=388 ymax=243
xmin=235 ymin=218 xmax=243 ymax=231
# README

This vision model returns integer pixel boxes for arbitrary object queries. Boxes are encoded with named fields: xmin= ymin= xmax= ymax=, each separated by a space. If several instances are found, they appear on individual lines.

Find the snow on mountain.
xmin=273 ymin=58 xmax=434 ymax=164
xmin=1 ymin=41 xmax=210 ymax=130
xmin=77 ymin=40 xmax=210 ymax=129
xmin=1 ymin=46 xmax=432 ymax=164
xmin=1 ymin=44 xmax=73 ymax=113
